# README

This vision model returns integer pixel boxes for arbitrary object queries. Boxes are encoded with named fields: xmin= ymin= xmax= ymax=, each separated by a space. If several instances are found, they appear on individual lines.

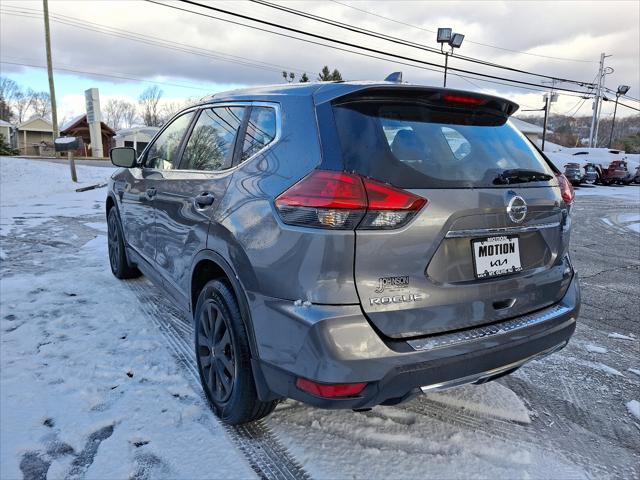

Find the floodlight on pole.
xmin=449 ymin=33 xmax=465 ymax=48
xmin=608 ymin=85 xmax=631 ymax=148
xmin=437 ymin=28 xmax=452 ymax=43
xmin=617 ymin=85 xmax=630 ymax=95
xmin=437 ymin=28 xmax=465 ymax=88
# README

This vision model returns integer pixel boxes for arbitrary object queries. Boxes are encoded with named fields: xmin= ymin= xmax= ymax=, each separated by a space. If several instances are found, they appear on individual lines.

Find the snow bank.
xmin=585 ymin=344 xmax=608 ymax=354
xmin=425 ymin=382 xmax=531 ymax=424
xmin=608 ymin=332 xmax=636 ymax=341
xmin=626 ymin=400 xmax=640 ymax=421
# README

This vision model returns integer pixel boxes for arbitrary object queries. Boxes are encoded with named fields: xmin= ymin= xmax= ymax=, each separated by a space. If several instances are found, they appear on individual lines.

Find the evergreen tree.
xmin=317 ymin=66 xmax=343 ymax=81
xmin=0 ymin=133 xmax=18 ymax=155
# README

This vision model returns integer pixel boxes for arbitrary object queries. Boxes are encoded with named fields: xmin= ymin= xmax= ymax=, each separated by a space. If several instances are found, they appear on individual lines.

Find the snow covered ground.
xmin=1 ymin=157 xmax=639 ymax=479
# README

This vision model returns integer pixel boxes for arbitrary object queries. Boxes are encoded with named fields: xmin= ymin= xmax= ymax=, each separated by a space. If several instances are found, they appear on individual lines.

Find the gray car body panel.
xmin=108 ymin=81 xmax=579 ymax=409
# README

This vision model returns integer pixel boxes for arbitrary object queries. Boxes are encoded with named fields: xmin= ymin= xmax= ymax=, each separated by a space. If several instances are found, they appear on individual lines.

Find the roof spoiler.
xmin=331 ymin=86 xmax=520 ymax=117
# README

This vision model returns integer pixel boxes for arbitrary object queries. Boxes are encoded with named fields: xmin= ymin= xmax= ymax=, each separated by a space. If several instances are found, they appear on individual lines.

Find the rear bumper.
xmin=251 ymin=273 xmax=580 ymax=409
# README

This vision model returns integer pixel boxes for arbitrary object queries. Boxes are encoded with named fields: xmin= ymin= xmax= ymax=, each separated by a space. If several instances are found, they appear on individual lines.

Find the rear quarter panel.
xmin=210 ymin=96 xmax=360 ymax=304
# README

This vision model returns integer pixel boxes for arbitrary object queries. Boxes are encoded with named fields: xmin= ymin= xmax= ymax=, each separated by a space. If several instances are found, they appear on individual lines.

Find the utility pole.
xmin=541 ymin=80 xmax=557 ymax=152
xmin=42 ymin=0 xmax=59 ymax=140
xmin=588 ymin=53 xmax=612 ymax=148
xmin=588 ymin=53 xmax=605 ymax=148
xmin=542 ymin=94 xmax=550 ymax=152
xmin=443 ymin=52 xmax=449 ymax=87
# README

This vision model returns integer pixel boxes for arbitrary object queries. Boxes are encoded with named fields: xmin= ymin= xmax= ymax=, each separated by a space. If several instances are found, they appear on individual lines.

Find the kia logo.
xmin=507 ymin=195 xmax=527 ymax=223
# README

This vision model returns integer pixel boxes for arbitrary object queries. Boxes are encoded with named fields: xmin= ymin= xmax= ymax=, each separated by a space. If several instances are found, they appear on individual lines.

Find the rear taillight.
xmin=296 ymin=377 xmax=367 ymax=398
xmin=556 ymin=173 xmax=575 ymax=204
xmin=275 ymin=170 xmax=426 ymax=229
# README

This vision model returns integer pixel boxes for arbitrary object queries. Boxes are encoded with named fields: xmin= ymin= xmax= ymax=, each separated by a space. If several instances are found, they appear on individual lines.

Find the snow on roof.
xmin=60 ymin=114 xmax=85 ymax=132
xmin=510 ymin=117 xmax=544 ymax=135
xmin=0 ymin=119 xmax=13 ymax=127
xmin=114 ymin=126 xmax=160 ymax=138
xmin=54 ymin=136 xmax=78 ymax=144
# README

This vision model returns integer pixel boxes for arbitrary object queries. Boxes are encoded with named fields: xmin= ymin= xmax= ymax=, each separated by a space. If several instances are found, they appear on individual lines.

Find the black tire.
xmin=107 ymin=208 xmax=141 ymax=279
xmin=195 ymin=279 xmax=277 ymax=425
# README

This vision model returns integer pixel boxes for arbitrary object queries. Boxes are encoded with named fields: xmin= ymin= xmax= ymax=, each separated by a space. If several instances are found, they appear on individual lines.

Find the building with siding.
xmin=17 ymin=117 xmax=53 ymax=155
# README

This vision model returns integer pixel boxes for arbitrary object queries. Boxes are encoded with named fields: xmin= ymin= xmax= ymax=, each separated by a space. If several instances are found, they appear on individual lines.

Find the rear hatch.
xmin=330 ymin=88 xmax=573 ymax=338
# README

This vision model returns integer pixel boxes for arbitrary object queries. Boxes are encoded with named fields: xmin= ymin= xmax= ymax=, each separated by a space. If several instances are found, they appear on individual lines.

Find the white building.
xmin=510 ymin=118 xmax=545 ymax=146
xmin=0 ymin=119 xmax=14 ymax=147
xmin=113 ymin=127 xmax=159 ymax=155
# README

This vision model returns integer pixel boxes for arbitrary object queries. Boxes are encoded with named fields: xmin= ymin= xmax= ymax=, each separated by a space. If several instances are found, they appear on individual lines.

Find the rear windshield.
xmin=332 ymin=101 xmax=555 ymax=189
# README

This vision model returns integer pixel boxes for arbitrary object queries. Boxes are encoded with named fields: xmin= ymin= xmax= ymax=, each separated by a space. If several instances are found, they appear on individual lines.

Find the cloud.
xmin=1 ymin=0 xmax=638 ymax=119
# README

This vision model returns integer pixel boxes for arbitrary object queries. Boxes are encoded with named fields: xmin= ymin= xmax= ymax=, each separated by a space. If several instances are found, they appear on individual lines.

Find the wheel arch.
xmin=190 ymin=250 xmax=259 ymax=357
xmin=106 ymin=193 xmax=116 ymax=215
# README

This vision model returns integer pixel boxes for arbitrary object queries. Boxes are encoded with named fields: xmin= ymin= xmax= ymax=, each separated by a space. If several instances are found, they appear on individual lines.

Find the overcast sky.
xmin=1 ymin=0 xmax=639 ymax=123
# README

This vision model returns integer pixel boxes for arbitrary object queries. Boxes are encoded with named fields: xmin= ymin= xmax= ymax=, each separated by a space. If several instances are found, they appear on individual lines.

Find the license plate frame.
xmin=472 ymin=235 xmax=522 ymax=279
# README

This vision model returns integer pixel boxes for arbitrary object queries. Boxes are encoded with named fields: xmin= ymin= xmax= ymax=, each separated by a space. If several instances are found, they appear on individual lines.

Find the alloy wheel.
xmin=198 ymin=301 xmax=235 ymax=403
xmin=107 ymin=213 xmax=120 ymax=272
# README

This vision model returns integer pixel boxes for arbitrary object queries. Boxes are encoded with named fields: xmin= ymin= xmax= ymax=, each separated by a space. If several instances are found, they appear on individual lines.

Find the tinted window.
xmin=333 ymin=101 xmax=555 ymax=189
xmin=241 ymin=107 xmax=276 ymax=161
xmin=145 ymin=112 xmax=194 ymax=170
xmin=181 ymin=106 xmax=245 ymax=171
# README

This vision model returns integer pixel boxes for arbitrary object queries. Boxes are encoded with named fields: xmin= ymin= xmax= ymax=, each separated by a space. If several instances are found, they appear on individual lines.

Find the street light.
xmin=437 ymin=28 xmax=465 ymax=87
xmin=608 ymin=85 xmax=630 ymax=148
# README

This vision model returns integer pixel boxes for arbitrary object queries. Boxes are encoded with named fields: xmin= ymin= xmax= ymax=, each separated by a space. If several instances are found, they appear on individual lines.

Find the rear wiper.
xmin=493 ymin=169 xmax=553 ymax=185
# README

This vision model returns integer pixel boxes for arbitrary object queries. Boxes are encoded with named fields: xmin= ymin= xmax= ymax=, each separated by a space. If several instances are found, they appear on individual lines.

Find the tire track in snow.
xmin=127 ymin=280 xmax=310 ymax=480
xmin=403 ymin=391 xmax=628 ymax=479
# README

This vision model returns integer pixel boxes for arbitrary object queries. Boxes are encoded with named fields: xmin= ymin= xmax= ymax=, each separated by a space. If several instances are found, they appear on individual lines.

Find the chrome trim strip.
xmin=408 ymin=303 xmax=572 ymax=352
xmin=420 ymin=341 xmax=567 ymax=393
xmin=445 ymin=222 xmax=560 ymax=238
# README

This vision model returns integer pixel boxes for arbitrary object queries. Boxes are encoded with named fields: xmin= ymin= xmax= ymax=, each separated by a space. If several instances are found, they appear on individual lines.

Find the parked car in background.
xmin=596 ymin=160 xmax=633 ymax=185
xmin=564 ymin=163 xmax=584 ymax=186
xmin=106 ymin=82 xmax=580 ymax=425
xmin=582 ymin=163 xmax=599 ymax=184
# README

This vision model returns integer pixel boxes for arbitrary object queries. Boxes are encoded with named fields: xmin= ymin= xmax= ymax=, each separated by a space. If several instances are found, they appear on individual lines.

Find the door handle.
xmin=146 ymin=187 xmax=157 ymax=198
xmin=194 ymin=192 xmax=215 ymax=208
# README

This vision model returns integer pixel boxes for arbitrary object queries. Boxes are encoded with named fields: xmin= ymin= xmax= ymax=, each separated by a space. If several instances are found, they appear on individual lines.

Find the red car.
xmin=596 ymin=160 xmax=633 ymax=185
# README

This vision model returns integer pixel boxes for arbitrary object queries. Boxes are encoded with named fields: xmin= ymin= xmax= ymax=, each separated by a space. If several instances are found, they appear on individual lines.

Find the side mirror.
xmin=110 ymin=147 xmax=137 ymax=168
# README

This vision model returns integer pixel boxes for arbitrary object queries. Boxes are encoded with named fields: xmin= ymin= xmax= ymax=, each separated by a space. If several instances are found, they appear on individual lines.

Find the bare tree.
xmin=138 ymin=86 xmax=163 ymax=127
xmin=103 ymin=99 xmax=130 ymax=130
xmin=0 ymin=77 xmax=19 ymax=102
xmin=13 ymin=90 xmax=35 ymax=124
xmin=121 ymin=101 xmax=138 ymax=128
xmin=0 ymin=77 xmax=19 ymax=121
xmin=159 ymin=100 xmax=189 ymax=125
xmin=31 ymin=91 xmax=51 ymax=119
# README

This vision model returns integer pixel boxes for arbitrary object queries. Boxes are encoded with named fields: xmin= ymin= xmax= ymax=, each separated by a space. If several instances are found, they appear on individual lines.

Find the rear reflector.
xmin=556 ymin=173 xmax=575 ymax=204
xmin=296 ymin=378 xmax=367 ymax=398
xmin=442 ymin=94 xmax=487 ymax=106
xmin=275 ymin=170 xmax=427 ymax=229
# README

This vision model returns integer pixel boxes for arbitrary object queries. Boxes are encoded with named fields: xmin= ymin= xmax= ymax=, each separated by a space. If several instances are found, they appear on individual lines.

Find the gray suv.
xmin=107 ymin=82 xmax=579 ymax=425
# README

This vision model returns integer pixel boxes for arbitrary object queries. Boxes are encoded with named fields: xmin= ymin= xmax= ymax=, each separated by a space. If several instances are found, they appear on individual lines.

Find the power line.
xmin=150 ymin=0 xmax=596 ymax=96
xmin=0 ymin=59 xmax=213 ymax=91
xmin=0 ymin=7 xmax=311 ymax=76
xmin=2 ymin=2 xmax=609 ymax=108
xmin=330 ymin=0 xmax=596 ymax=64
xmin=250 ymin=0 xmax=596 ymax=87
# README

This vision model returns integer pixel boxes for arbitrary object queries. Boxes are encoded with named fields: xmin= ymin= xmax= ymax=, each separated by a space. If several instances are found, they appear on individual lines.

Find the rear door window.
xmin=241 ymin=106 xmax=277 ymax=162
xmin=180 ymin=106 xmax=245 ymax=171
xmin=333 ymin=101 xmax=554 ymax=189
